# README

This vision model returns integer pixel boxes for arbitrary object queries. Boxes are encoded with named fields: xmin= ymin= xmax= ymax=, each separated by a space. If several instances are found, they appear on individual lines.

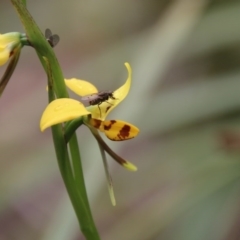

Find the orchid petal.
xmin=40 ymin=98 xmax=90 ymax=131
xmin=0 ymin=33 xmax=21 ymax=48
xmin=89 ymin=118 xmax=139 ymax=141
xmin=65 ymin=78 xmax=98 ymax=96
xmin=88 ymin=62 xmax=132 ymax=120
xmin=103 ymin=120 xmax=139 ymax=141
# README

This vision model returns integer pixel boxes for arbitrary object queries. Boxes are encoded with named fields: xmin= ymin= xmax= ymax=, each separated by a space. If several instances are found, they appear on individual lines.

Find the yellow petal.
xmin=113 ymin=62 xmax=132 ymax=104
xmin=0 ymin=33 xmax=21 ymax=48
xmin=89 ymin=118 xmax=139 ymax=141
xmin=89 ymin=62 xmax=132 ymax=120
xmin=40 ymin=98 xmax=90 ymax=131
xmin=88 ymin=118 xmax=103 ymax=130
xmin=0 ymin=47 xmax=10 ymax=66
xmin=65 ymin=78 xmax=98 ymax=96
xmin=102 ymin=120 xmax=139 ymax=141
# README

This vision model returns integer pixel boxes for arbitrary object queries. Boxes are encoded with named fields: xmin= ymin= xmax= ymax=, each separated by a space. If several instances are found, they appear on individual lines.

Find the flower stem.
xmin=68 ymin=135 xmax=100 ymax=238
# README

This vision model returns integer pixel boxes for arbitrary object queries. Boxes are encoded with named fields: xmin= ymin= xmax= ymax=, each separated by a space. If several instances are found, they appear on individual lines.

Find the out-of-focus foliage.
xmin=1 ymin=0 xmax=240 ymax=239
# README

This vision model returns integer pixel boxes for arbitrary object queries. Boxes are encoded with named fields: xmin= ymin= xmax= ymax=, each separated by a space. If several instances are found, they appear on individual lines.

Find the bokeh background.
xmin=1 ymin=0 xmax=240 ymax=239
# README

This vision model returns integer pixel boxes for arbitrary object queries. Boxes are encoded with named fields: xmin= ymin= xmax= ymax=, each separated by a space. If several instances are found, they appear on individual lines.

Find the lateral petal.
xmin=88 ymin=118 xmax=139 ymax=141
xmin=65 ymin=78 xmax=98 ymax=96
xmin=0 ymin=33 xmax=21 ymax=48
xmin=40 ymin=98 xmax=90 ymax=131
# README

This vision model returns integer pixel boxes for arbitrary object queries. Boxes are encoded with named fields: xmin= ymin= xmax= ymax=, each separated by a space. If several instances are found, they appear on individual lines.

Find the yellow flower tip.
xmin=108 ymin=62 xmax=132 ymax=107
xmin=123 ymin=161 xmax=138 ymax=171
xmin=124 ymin=62 xmax=132 ymax=76
xmin=40 ymin=98 xmax=90 ymax=131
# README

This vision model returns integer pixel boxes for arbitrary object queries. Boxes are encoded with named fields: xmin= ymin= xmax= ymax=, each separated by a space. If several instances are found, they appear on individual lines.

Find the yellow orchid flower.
xmin=64 ymin=62 xmax=132 ymax=121
xmin=0 ymin=32 xmax=29 ymax=96
xmin=40 ymin=62 xmax=139 ymax=205
xmin=40 ymin=62 xmax=139 ymax=142
xmin=0 ymin=32 xmax=22 ymax=66
xmin=41 ymin=62 xmax=139 ymax=143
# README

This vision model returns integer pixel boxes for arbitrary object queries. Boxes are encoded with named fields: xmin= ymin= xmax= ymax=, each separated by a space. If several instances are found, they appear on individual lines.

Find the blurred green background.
xmin=1 ymin=0 xmax=240 ymax=239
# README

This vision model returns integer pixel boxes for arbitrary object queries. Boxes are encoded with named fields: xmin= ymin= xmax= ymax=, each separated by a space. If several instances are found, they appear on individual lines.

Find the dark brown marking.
xmin=104 ymin=120 xmax=116 ymax=131
xmin=91 ymin=118 xmax=102 ymax=129
xmin=116 ymin=124 xmax=131 ymax=140
xmin=9 ymin=50 xmax=14 ymax=57
xmin=105 ymin=106 xmax=111 ymax=113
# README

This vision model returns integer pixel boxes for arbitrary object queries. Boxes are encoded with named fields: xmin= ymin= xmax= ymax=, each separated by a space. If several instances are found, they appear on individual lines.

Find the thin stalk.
xmin=97 ymin=141 xmax=116 ymax=206
xmin=20 ymin=0 xmax=26 ymax=6
xmin=69 ymin=135 xmax=100 ymax=239
xmin=89 ymin=126 xmax=129 ymax=167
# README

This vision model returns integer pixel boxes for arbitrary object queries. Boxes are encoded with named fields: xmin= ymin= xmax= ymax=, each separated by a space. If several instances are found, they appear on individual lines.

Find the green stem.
xmin=11 ymin=0 xmax=68 ymax=97
xmin=51 ymin=124 xmax=100 ymax=238
xmin=20 ymin=0 xmax=26 ymax=6
xmin=69 ymin=135 xmax=100 ymax=238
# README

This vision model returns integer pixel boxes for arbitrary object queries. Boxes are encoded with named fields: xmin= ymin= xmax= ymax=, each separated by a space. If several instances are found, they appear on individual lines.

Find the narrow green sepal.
xmin=97 ymin=140 xmax=116 ymax=206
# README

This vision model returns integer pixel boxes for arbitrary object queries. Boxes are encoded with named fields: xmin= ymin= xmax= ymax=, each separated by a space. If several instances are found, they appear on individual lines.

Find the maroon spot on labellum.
xmin=104 ymin=120 xmax=116 ymax=131
xmin=117 ymin=124 xmax=131 ymax=140
xmin=91 ymin=119 xmax=101 ymax=129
